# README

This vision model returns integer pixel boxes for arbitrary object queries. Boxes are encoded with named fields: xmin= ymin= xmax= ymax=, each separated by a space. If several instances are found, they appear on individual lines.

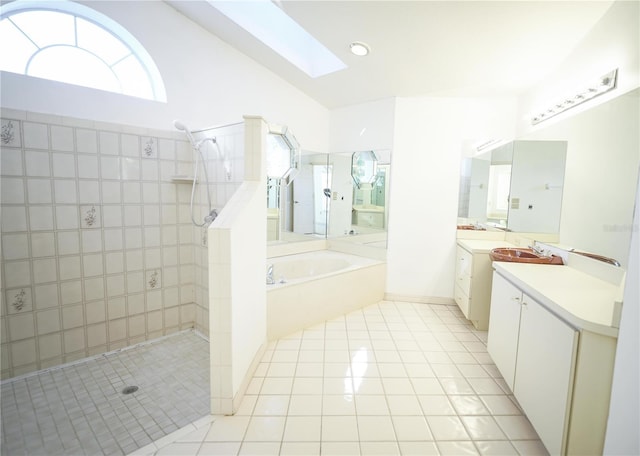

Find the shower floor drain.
xmin=121 ymin=386 xmax=139 ymax=395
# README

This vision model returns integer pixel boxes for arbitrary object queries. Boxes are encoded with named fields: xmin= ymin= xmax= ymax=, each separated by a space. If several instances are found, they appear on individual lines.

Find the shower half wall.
xmin=0 ymin=109 xmax=244 ymax=380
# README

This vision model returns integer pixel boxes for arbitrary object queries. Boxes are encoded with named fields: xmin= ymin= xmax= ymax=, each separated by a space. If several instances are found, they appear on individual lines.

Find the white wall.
xmin=386 ymin=97 xmax=517 ymax=300
xmin=604 ymin=175 xmax=640 ymax=455
xmin=327 ymin=153 xmax=354 ymax=236
xmin=329 ymin=98 xmax=396 ymax=153
xmin=208 ymin=117 xmax=267 ymax=415
xmin=0 ymin=0 xmax=329 ymax=153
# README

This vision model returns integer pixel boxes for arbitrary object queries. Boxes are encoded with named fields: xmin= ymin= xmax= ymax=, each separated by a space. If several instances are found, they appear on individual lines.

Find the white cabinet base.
xmin=488 ymin=271 xmax=618 ymax=455
xmin=514 ymin=295 xmax=578 ymax=455
xmin=454 ymin=244 xmax=496 ymax=330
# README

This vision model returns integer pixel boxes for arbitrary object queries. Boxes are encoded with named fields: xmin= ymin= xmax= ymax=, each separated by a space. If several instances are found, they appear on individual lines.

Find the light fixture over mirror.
xmin=531 ymin=68 xmax=618 ymax=125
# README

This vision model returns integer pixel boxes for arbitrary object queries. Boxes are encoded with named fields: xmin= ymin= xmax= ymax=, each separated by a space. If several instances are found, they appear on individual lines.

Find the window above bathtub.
xmin=0 ymin=0 xmax=167 ymax=102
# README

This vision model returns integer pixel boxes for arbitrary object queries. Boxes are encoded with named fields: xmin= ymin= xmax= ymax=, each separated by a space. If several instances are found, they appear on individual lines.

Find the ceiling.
xmin=166 ymin=1 xmax=614 ymax=109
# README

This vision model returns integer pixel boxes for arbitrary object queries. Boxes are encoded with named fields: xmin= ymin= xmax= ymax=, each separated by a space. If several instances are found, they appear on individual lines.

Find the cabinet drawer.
xmin=454 ymin=284 xmax=471 ymax=318
xmin=455 ymin=247 xmax=473 ymax=294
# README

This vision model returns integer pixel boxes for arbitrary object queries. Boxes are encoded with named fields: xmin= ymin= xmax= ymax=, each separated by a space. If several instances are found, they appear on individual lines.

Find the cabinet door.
xmin=514 ymin=295 xmax=578 ymax=455
xmin=455 ymin=246 xmax=472 ymax=295
xmin=487 ymin=273 xmax=522 ymax=391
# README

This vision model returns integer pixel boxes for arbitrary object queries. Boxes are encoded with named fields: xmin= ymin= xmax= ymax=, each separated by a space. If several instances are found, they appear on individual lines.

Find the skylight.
xmin=208 ymin=0 xmax=346 ymax=78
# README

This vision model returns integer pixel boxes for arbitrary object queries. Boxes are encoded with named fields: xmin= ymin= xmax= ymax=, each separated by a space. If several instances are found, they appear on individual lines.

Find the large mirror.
xmin=266 ymin=124 xmax=303 ymax=242
xmin=327 ymin=151 xmax=390 ymax=243
xmin=268 ymin=149 xmax=392 ymax=247
xmin=457 ymin=87 xmax=639 ymax=267
xmin=458 ymin=140 xmax=567 ymax=233
xmin=268 ymin=150 xmax=331 ymax=242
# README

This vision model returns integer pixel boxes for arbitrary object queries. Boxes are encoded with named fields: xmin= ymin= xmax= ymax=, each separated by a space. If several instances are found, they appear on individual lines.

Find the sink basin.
xmin=489 ymin=248 xmax=564 ymax=265
xmin=457 ymin=224 xmax=486 ymax=231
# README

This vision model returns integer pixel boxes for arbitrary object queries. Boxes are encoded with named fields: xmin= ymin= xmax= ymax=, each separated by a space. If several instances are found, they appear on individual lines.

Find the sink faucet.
xmin=266 ymin=264 xmax=275 ymax=284
xmin=529 ymin=243 xmax=546 ymax=256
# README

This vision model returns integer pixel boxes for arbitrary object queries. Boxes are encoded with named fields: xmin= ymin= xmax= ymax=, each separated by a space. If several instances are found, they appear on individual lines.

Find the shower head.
xmin=173 ymin=119 xmax=196 ymax=146
xmin=173 ymin=119 xmax=189 ymax=131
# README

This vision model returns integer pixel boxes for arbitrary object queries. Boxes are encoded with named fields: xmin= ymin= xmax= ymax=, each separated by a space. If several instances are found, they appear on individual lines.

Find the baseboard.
xmin=384 ymin=293 xmax=456 ymax=306
xmin=231 ymin=339 xmax=268 ymax=415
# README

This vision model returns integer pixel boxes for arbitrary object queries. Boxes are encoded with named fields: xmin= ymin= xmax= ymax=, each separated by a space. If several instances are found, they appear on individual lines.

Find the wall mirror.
xmin=266 ymin=124 xmax=303 ymax=242
xmin=458 ymin=140 xmax=567 ymax=233
xmin=267 ymin=149 xmax=392 ymax=248
xmin=327 ymin=150 xmax=391 ymax=246
xmin=268 ymin=150 xmax=330 ymax=242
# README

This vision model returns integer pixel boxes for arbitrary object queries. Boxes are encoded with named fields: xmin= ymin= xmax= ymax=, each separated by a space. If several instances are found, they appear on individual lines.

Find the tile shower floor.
xmin=139 ymin=301 xmax=548 ymax=456
xmin=1 ymin=330 xmax=210 ymax=456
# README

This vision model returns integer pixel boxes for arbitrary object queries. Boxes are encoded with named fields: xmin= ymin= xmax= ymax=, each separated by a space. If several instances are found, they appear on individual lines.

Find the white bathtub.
xmin=266 ymin=250 xmax=386 ymax=339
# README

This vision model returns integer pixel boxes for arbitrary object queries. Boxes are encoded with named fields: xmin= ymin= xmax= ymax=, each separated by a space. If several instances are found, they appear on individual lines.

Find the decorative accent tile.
xmin=6 ymin=288 xmax=32 ymax=314
xmin=81 ymin=205 xmax=100 ymax=228
xmin=1 ymin=118 xmax=20 ymax=147
xmin=142 ymin=137 xmax=157 ymax=158
xmin=146 ymin=269 xmax=162 ymax=290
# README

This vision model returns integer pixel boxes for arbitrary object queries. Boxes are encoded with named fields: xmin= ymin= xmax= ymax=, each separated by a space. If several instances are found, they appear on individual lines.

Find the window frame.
xmin=0 ymin=0 xmax=167 ymax=102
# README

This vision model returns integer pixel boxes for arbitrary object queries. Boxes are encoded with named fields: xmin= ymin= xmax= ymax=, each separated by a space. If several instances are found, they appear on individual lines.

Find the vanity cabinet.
xmin=352 ymin=208 xmax=384 ymax=229
xmin=267 ymin=213 xmax=279 ymax=241
xmin=488 ymin=274 xmax=577 ymax=454
xmin=488 ymin=270 xmax=617 ymax=455
xmin=515 ymin=293 xmax=577 ymax=456
xmin=454 ymin=240 xmax=511 ymax=330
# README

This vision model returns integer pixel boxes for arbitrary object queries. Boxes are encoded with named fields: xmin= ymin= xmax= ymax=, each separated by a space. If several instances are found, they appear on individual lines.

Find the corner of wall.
xmin=207 ymin=116 xmax=268 ymax=415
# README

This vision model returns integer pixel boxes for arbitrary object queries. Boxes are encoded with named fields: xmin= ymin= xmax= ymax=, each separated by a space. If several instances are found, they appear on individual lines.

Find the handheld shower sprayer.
xmin=173 ymin=120 xmax=196 ymax=146
xmin=173 ymin=119 xmax=217 ymax=228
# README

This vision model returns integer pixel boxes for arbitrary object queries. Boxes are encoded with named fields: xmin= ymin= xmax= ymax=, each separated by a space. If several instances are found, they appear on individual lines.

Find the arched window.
xmin=0 ymin=0 xmax=167 ymax=102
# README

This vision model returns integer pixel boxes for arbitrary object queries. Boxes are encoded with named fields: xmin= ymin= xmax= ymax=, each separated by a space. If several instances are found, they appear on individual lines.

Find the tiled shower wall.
xmin=0 ymin=110 xmax=243 ymax=380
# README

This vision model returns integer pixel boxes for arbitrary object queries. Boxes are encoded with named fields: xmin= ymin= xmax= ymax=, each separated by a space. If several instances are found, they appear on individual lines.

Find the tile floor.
xmin=1 ymin=330 xmax=210 ymax=456
xmin=141 ymin=301 xmax=548 ymax=456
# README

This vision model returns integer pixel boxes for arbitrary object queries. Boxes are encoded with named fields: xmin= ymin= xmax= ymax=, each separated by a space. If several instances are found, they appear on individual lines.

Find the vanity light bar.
xmin=531 ymin=69 xmax=618 ymax=125
xmin=475 ymin=139 xmax=508 ymax=153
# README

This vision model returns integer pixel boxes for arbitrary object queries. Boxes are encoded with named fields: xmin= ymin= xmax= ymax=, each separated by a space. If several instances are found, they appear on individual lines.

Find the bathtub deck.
xmin=0 ymin=331 xmax=209 ymax=456
xmin=267 ymin=255 xmax=386 ymax=340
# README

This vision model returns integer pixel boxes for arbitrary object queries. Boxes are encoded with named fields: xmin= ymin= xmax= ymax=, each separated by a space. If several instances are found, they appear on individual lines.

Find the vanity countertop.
xmin=493 ymin=262 xmax=622 ymax=338
xmin=457 ymin=239 xmax=515 ymax=253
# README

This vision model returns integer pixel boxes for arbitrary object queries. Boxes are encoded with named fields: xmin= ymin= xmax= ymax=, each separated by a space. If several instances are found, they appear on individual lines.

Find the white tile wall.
xmin=25 ymin=150 xmax=50 ymax=176
xmin=35 ymin=283 xmax=59 ymax=309
xmin=52 ymin=152 xmax=75 ymax=177
xmin=0 ymin=111 xmax=246 ymax=380
xmin=2 ymin=234 xmax=29 ymax=260
xmin=27 ymin=179 xmax=53 ymax=204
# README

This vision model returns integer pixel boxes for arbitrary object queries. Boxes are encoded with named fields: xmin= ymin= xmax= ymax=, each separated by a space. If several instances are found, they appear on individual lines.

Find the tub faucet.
xmin=266 ymin=264 xmax=275 ymax=284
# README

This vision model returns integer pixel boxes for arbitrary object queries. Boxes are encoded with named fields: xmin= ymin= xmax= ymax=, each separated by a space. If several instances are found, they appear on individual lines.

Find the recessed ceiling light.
xmin=349 ymin=42 xmax=370 ymax=57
